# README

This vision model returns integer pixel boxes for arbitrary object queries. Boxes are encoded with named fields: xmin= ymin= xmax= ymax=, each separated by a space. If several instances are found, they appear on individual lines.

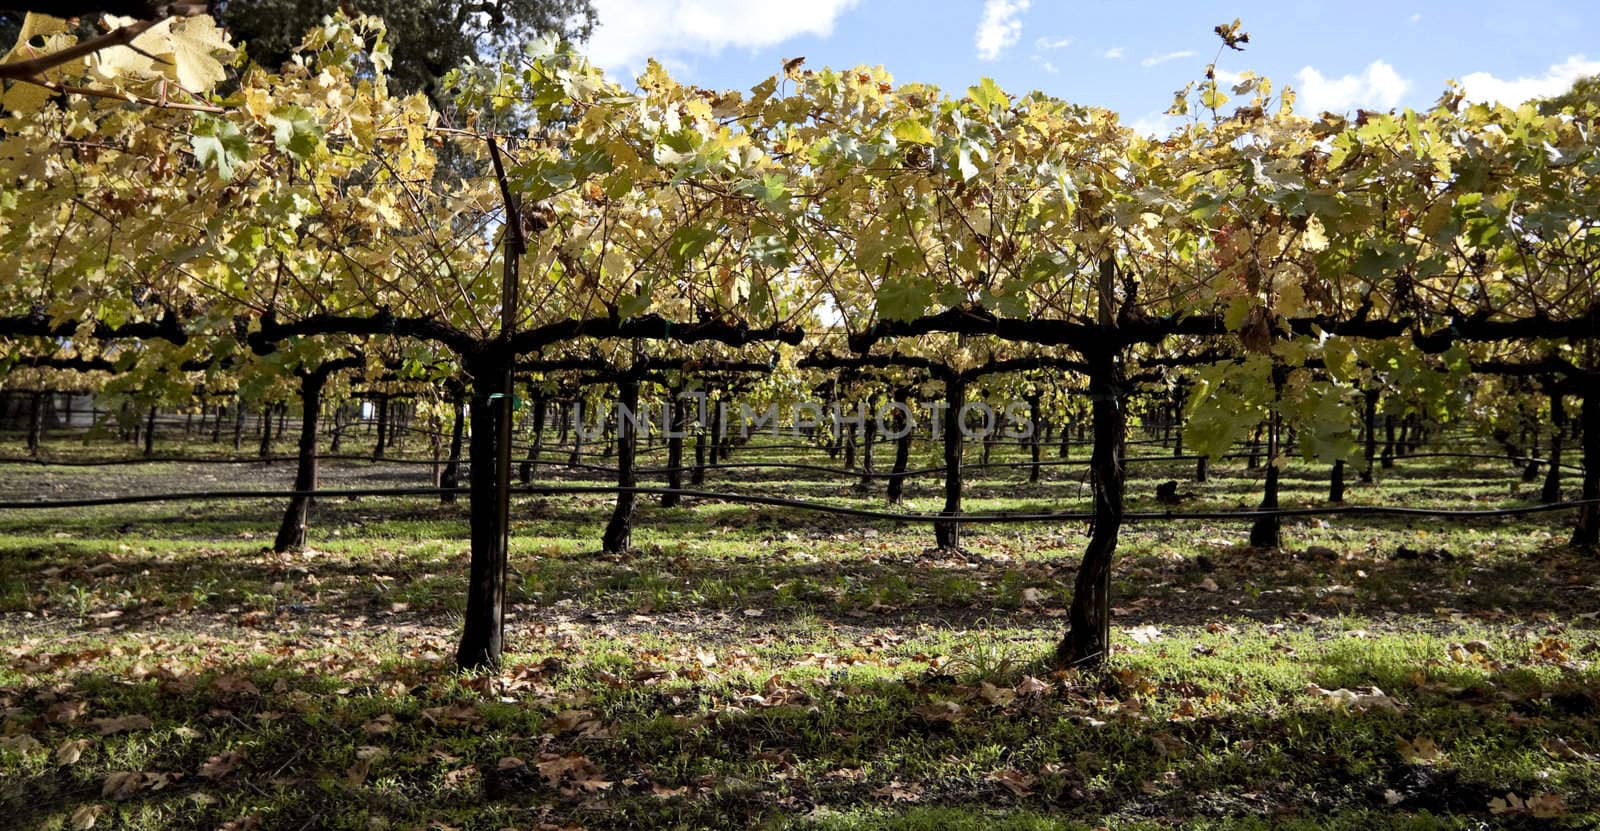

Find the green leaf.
xmin=266 ymin=106 xmax=324 ymax=161
xmin=743 ymin=173 xmax=789 ymax=210
xmin=892 ymin=118 xmax=935 ymax=144
xmin=876 ymin=275 xmax=934 ymax=321
xmin=617 ymin=285 xmax=653 ymax=318
xmin=668 ymin=226 xmax=718 ymax=266
xmin=749 ymin=234 xmax=791 ymax=269
xmin=190 ymin=116 xmax=250 ymax=179
xmin=967 ymin=77 xmax=1008 ymax=111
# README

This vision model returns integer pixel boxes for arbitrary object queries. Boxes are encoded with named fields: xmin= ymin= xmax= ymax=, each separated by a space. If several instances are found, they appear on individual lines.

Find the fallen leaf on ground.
xmin=200 ymin=750 xmax=244 ymax=779
xmin=102 ymin=770 xmax=144 ymax=801
xmin=55 ymin=738 xmax=92 ymax=765
xmin=69 ymin=805 xmax=102 ymax=830
xmin=90 ymin=714 xmax=154 ymax=735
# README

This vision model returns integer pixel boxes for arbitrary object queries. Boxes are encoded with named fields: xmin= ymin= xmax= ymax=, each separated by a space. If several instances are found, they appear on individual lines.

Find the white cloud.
xmin=585 ymin=0 xmax=861 ymax=79
xmin=1293 ymin=60 xmax=1410 ymax=114
xmin=1141 ymin=50 xmax=1195 ymax=67
xmin=1458 ymin=55 xmax=1600 ymax=105
xmin=1031 ymin=55 xmax=1059 ymax=74
xmin=1035 ymin=35 xmax=1072 ymax=50
xmin=1409 ymin=12 xmax=1421 ymax=23
xmin=1129 ymin=111 xmax=1183 ymax=137
xmin=976 ymin=0 xmax=1031 ymax=61
xmin=1103 ymin=46 xmax=1124 ymax=59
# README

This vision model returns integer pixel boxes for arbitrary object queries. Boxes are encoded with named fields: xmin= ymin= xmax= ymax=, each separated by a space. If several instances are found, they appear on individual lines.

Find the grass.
xmin=0 ymin=427 xmax=1597 ymax=829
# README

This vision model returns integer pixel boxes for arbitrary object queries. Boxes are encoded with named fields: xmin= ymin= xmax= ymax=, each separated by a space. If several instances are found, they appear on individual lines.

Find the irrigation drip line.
xmin=0 ymin=453 xmax=457 ymax=468
xmin=1 ymin=446 xmax=1584 ymax=478
xmin=2 ymin=484 xmax=1595 ymax=525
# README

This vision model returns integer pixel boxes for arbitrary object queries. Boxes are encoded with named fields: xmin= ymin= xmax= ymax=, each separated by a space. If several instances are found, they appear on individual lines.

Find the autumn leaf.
xmin=1397 ymin=736 xmax=1442 ymax=764
xmin=0 ymin=734 xmax=41 ymax=753
xmin=199 ymin=749 xmax=244 ymax=779
xmin=1540 ymin=736 xmax=1595 ymax=761
xmin=90 ymin=714 xmax=154 ymax=735
xmin=871 ymin=779 xmax=922 ymax=802
xmin=362 ymin=714 xmax=396 ymax=735
xmin=1527 ymin=792 xmax=1568 ymax=819
xmin=911 ymin=700 xmax=964 ymax=723
xmin=1014 ymin=675 xmax=1051 ymax=697
xmin=46 ymin=699 xmax=88 ymax=724
xmin=535 ymin=752 xmax=611 ymax=792
xmin=102 ymin=770 xmax=145 ymax=801
xmin=157 ymin=15 xmax=234 ymax=92
xmin=1125 ymin=625 xmax=1162 ymax=644
xmin=977 ymin=681 xmax=1015 ymax=707
xmin=68 ymin=804 xmax=102 ymax=830
xmin=55 ymin=738 xmax=92 ymax=765
xmin=985 ymin=768 xmax=1037 ymax=797
xmin=1306 ymin=684 xmax=1404 ymax=713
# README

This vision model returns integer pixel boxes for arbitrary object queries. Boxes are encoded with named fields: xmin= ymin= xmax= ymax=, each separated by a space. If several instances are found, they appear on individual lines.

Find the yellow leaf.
xmin=54 ymin=738 xmax=91 ymax=765
xmin=102 ymin=770 xmax=144 ymax=801
xmin=1 ymin=12 xmax=70 ymax=64
xmin=1303 ymin=216 xmax=1329 ymax=251
xmin=69 ymin=804 xmax=102 ymax=830
xmin=149 ymin=15 xmax=233 ymax=93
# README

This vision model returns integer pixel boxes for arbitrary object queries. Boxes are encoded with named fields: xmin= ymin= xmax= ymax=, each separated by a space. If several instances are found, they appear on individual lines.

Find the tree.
xmin=221 ymin=0 xmax=595 ymax=104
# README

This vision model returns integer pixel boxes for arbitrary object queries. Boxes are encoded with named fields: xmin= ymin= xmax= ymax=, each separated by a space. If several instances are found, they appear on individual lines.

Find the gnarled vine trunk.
xmin=1249 ymin=401 xmax=1282 ymax=549
xmin=1543 ymin=390 xmax=1565 ymax=504
xmin=934 ymin=377 xmax=965 ymax=549
xmin=519 ymin=393 xmax=545 ymax=484
xmin=662 ymin=393 xmax=687 ymax=508
xmin=440 ymin=391 xmax=465 ymax=504
xmin=457 ymin=352 xmax=511 ymax=669
xmin=26 ymin=391 xmax=44 ymax=456
xmin=373 ymin=394 xmax=389 ymax=460
xmin=1573 ymin=390 xmax=1598 ymax=550
xmin=886 ymin=388 xmax=912 ymax=505
xmin=1028 ymin=393 xmax=1043 ymax=483
xmin=1056 ymin=347 xmax=1125 ymax=668
xmin=602 ymin=377 xmax=641 ymax=552
xmin=273 ymin=361 xmax=353 ymax=553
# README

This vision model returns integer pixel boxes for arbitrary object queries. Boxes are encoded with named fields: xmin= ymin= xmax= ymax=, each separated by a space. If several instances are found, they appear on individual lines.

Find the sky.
xmin=578 ymin=0 xmax=1600 ymax=132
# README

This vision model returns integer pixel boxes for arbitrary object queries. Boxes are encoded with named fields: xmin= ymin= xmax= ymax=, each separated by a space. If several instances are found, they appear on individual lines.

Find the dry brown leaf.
xmin=978 ymin=681 xmax=1014 ymax=707
xmin=535 ymin=752 xmax=611 ymax=791
xmin=870 ymin=779 xmax=922 ymax=802
xmin=1125 ymin=625 xmax=1162 ymax=644
xmin=55 ymin=738 xmax=91 ymax=766
xmin=101 ymin=770 xmax=144 ymax=801
xmin=1306 ymin=683 xmax=1403 ymax=712
xmin=361 ymin=714 xmax=396 ymax=735
xmin=1398 ymin=736 xmax=1442 ymax=764
xmin=68 ymin=804 xmax=102 ymax=830
xmin=46 ymin=700 xmax=88 ymax=724
xmin=1527 ymin=792 xmax=1567 ymax=819
xmin=985 ymin=768 xmax=1037 ymax=796
xmin=1489 ymin=792 xmax=1525 ymax=815
xmin=0 ymin=735 xmax=41 ymax=753
xmin=90 ymin=714 xmax=154 ymax=735
xmin=209 ymin=675 xmax=259 ymax=696
xmin=1540 ymin=736 xmax=1595 ymax=761
xmin=199 ymin=750 xmax=244 ymax=780
xmin=911 ymin=700 xmax=964 ymax=723
xmin=1014 ymin=675 xmax=1050 ymax=696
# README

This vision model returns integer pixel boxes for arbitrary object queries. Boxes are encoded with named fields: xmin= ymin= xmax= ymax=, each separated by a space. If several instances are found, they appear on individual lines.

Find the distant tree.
xmin=3 ymin=1 xmax=596 ymax=107
xmin=221 ymin=0 xmax=596 ymax=104
xmin=1539 ymin=73 xmax=1600 ymax=114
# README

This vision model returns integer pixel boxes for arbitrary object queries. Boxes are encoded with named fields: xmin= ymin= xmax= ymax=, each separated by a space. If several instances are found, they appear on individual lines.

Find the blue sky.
xmin=583 ymin=1 xmax=1599 ymax=131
